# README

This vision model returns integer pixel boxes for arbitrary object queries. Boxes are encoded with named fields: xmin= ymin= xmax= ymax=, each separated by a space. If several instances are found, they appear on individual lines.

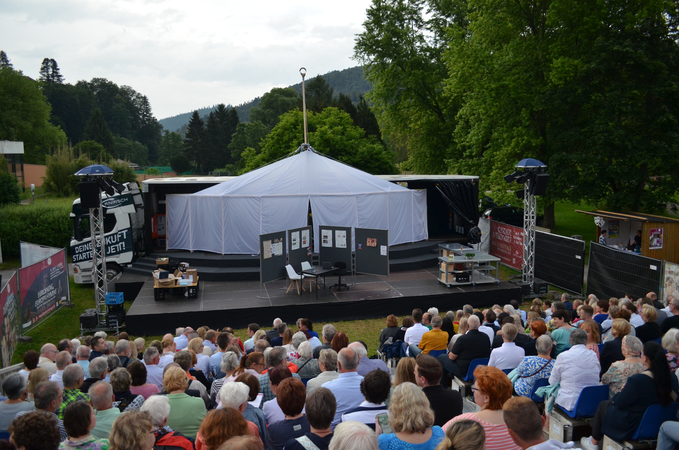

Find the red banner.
xmin=0 ymin=273 xmax=20 ymax=368
xmin=19 ymin=249 xmax=69 ymax=330
xmin=489 ymin=221 xmax=524 ymax=270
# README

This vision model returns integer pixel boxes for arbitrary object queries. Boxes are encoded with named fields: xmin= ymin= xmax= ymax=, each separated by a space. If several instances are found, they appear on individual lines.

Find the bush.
xmin=0 ymin=171 xmax=20 ymax=206
xmin=0 ymin=200 xmax=73 ymax=260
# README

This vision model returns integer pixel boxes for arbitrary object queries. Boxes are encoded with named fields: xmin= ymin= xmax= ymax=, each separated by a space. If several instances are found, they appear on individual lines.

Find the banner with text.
xmin=489 ymin=221 xmax=524 ymax=270
xmin=70 ymin=229 xmax=133 ymax=263
xmin=19 ymin=249 xmax=70 ymax=331
xmin=0 ymin=273 xmax=20 ymax=368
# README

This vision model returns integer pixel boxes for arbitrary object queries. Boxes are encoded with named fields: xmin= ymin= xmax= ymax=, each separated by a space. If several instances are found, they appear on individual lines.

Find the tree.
xmin=203 ymin=104 xmax=239 ymax=172
xmin=39 ymin=58 xmax=63 ymax=84
xmin=304 ymin=76 xmax=334 ymax=113
xmin=157 ymin=131 xmax=184 ymax=165
xmin=354 ymin=96 xmax=381 ymax=141
xmin=113 ymin=137 xmax=149 ymax=166
xmin=184 ymin=111 xmax=205 ymax=171
xmin=249 ymin=88 xmax=299 ymax=129
xmin=332 ymin=93 xmax=357 ymax=122
xmin=0 ymin=157 xmax=19 ymax=206
xmin=0 ymin=67 xmax=67 ymax=164
xmin=241 ymin=108 xmax=397 ymax=175
xmin=354 ymin=0 xmax=459 ymax=173
xmin=0 ymin=51 xmax=12 ymax=69
xmin=82 ymin=108 xmax=115 ymax=153
xmin=228 ymin=121 xmax=269 ymax=169
xmin=73 ymin=140 xmax=110 ymax=162
xmin=170 ymin=154 xmax=191 ymax=175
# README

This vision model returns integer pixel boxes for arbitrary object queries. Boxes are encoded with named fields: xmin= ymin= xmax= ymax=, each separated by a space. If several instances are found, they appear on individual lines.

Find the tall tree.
xmin=0 ymin=67 xmax=66 ymax=164
xmin=354 ymin=96 xmax=382 ymax=142
xmin=184 ymin=111 xmax=205 ymax=171
xmin=0 ymin=51 xmax=11 ymax=69
xmin=332 ymin=93 xmax=357 ymax=122
xmin=354 ymin=0 xmax=459 ymax=173
xmin=304 ymin=76 xmax=334 ymax=113
xmin=82 ymin=108 xmax=115 ymax=153
xmin=228 ymin=121 xmax=269 ymax=169
xmin=157 ymin=131 xmax=184 ymax=165
xmin=203 ymin=104 xmax=240 ymax=172
xmin=249 ymin=88 xmax=299 ymax=128
xmin=39 ymin=58 xmax=64 ymax=84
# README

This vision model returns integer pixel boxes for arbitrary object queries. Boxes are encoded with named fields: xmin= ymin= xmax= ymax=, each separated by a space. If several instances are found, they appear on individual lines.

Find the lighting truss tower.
xmin=522 ymin=180 xmax=537 ymax=288
xmin=89 ymin=195 xmax=108 ymax=326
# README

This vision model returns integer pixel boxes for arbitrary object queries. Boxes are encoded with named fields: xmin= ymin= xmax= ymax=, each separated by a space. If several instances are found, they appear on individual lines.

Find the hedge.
xmin=0 ymin=200 xmax=73 ymax=260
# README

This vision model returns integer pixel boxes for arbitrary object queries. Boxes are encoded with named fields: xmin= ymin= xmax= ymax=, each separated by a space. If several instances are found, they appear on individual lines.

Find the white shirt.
xmin=488 ymin=342 xmax=525 ymax=371
xmin=630 ymin=313 xmax=644 ymax=328
xmin=305 ymin=371 xmax=340 ymax=395
xmin=195 ymin=354 xmax=211 ymax=380
xmin=243 ymin=337 xmax=255 ymax=351
xmin=174 ymin=335 xmax=189 ymax=350
xmin=203 ymin=340 xmax=218 ymax=353
xmin=308 ymin=336 xmax=322 ymax=349
xmin=158 ymin=353 xmax=174 ymax=367
xmin=528 ymin=440 xmax=575 ymax=450
xmin=404 ymin=323 xmax=428 ymax=348
xmin=50 ymin=370 xmax=64 ymax=388
xmin=144 ymin=363 xmax=165 ymax=390
xmin=549 ymin=345 xmax=600 ymax=411
xmin=477 ymin=325 xmax=495 ymax=346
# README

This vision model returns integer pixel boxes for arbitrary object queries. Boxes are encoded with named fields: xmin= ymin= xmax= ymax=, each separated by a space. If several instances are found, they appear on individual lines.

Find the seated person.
xmin=549 ymin=329 xmax=600 ymax=412
xmin=341 ymin=369 xmax=390 ymax=429
xmin=437 ymin=315 xmax=491 ymax=386
xmin=601 ymin=335 xmax=644 ymax=398
xmin=513 ymin=335 xmax=555 ymax=398
xmin=634 ymin=305 xmax=661 ymax=344
xmin=488 ymin=323 xmax=525 ymax=371
xmin=416 ymin=316 xmax=449 ymax=355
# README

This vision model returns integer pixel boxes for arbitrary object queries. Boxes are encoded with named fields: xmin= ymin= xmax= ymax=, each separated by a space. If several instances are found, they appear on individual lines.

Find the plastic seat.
xmin=285 ymin=264 xmax=303 ymax=294
xmin=501 ymin=368 xmax=514 ymax=375
xmin=631 ymin=403 xmax=679 ymax=440
xmin=561 ymin=385 xmax=609 ymax=418
xmin=428 ymin=349 xmax=447 ymax=359
xmin=301 ymin=261 xmax=318 ymax=291
xmin=530 ymin=378 xmax=550 ymax=402
xmin=463 ymin=358 xmax=489 ymax=382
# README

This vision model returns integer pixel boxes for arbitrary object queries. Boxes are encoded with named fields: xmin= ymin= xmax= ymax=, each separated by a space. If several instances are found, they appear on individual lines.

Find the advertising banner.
xmin=20 ymin=242 xmax=61 ymax=268
xmin=19 ymin=249 xmax=70 ymax=331
xmin=70 ymin=229 xmax=133 ymax=263
xmin=664 ymin=262 xmax=679 ymax=304
xmin=0 ymin=273 xmax=20 ymax=368
xmin=489 ymin=221 xmax=524 ymax=270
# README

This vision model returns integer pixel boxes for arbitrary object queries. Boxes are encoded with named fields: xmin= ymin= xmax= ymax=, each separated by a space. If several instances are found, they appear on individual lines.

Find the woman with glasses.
xmin=59 ymin=401 xmax=108 ymax=450
xmin=233 ymin=352 xmax=265 ymax=379
xmin=442 ymin=366 xmax=521 ymax=450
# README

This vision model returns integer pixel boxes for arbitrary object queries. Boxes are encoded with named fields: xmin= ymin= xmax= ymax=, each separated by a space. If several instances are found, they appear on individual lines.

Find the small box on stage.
xmin=455 ymin=272 xmax=470 ymax=283
xmin=105 ymin=292 xmax=124 ymax=306
xmin=80 ymin=309 xmax=98 ymax=328
xmin=511 ymin=281 xmax=532 ymax=296
xmin=158 ymin=270 xmax=169 ymax=279
xmin=533 ymin=279 xmax=549 ymax=296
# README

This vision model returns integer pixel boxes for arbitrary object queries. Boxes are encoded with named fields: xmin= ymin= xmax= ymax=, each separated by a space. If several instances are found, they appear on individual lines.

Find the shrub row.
xmin=0 ymin=201 xmax=73 ymax=260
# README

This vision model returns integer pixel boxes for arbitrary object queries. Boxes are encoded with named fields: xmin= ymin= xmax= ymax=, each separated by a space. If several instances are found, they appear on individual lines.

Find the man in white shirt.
xmin=405 ymin=309 xmax=428 ymax=356
xmin=173 ymin=327 xmax=192 ymax=350
xmin=549 ymin=329 xmax=600 ymax=412
xmin=488 ymin=324 xmax=525 ymax=371
xmin=38 ymin=344 xmax=58 ymax=375
xmin=142 ymin=347 xmax=165 ymax=390
xmin=242 ymin=324 xmax=259 ymax=351
xmin=475 ymin=312 xmax=495 ymax=345
xmin=49 ymin=351 xmax=72 ymax=388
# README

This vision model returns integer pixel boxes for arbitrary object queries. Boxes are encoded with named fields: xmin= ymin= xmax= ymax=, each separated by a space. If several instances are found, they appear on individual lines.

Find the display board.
xmin=663 ymin=262 xmax=679 ymax=304
xmin=535 ymin=231 xmax=585 ymax=295
xmin=0 ymin=273 xmax=20 ymax=368
xmin=259 ymin=231 xmax=287 ymax=284
xmin=355 ymin=228 xmax=389 ymax=277
xmin=318 ymin=226 xmax=352 ymax=271
xmin=288 ymin=226 xmax=312 ymax=273
xmin=19 ymin=249 xmax=70 ymax=331
xmin=20 ymin=242 xmax=62 ymax=268
xmin=587 ymin=242 xmax=662 ymax=300
xmin=489 ymin=221 xmax=523 ymax=270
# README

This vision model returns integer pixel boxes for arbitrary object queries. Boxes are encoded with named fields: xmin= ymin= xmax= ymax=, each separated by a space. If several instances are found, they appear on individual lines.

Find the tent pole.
xmin=300 ymin=67 xmax=308 ymax=146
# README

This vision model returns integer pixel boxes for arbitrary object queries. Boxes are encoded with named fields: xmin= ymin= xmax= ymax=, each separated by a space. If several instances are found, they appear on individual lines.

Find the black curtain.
xmin=436 ymin=180 xmax=479 ymax=226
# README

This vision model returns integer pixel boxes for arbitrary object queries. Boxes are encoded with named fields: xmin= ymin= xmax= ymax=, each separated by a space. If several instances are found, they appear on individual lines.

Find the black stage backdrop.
xmin=535 ymin=232 xmax=585 ymax=294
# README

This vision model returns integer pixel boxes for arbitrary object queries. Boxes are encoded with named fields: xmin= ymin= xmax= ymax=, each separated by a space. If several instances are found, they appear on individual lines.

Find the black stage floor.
xmin=120 ymin=268 xmax=522 ymax=336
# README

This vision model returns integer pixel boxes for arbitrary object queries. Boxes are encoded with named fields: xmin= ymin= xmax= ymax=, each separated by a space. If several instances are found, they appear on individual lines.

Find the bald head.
xmin=337 ymin=348 xmax=359 ymax=372
xmin=467 ymin=315 xmax=480 ymax=330
xmin=40 ymin=344 xmax=57 ymax=362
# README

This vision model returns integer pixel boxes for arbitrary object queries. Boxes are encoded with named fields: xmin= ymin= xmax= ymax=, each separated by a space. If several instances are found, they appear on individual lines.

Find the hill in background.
xmin=159 ymin=66 xmax=370 ymax=133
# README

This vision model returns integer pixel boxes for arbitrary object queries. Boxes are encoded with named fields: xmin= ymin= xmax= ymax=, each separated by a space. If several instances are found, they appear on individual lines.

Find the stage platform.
xmin=118 ymin=268 xmax=522 ymax=336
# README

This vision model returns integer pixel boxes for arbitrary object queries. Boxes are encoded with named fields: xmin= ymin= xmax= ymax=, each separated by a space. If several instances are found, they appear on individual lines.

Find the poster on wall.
xmin=321 ymin=229 xmax=332 ymax=247
xmin=489 ymin=221 xmax=523 ymax=270
xmin=608 ymin=220 xmax=620 ymax=239
xmin=291 ymin=232 xmax=300 ymax=251
xmin=262 ymin=240 xmax=272 ymax=259
xmin=19 ymin=249 xmax=69 ymax=331
xmin=301 ymin=230 xmax=310 ymax=247
xmin=650 ymin=228 xmax=664 ymax=250
xmin=0 ymin=273 xmax=19 ymax=368
xmin=367 ymin=238 xmax=377 ymax=247
xmin=336 ymin=230 xmax=347 ymax=249
xmin=272 ymin=238 xmax=283 ymax=256
xmin=664 ymin=262 xmax=679 ymax=304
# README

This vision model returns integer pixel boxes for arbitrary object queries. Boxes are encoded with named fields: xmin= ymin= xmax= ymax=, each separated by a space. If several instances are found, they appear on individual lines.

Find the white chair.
xmin=285 ymin=264 xmax=304 ymax=294
xmin=301 ymin=261 xmax=318 ymax=292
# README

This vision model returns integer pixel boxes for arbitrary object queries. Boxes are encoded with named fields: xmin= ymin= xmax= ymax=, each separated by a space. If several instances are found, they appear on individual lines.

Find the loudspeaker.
xmin=79 ymin=181 xmax=100 ymax=208
xmin=529 ymin=173 xmax=549 ymax=196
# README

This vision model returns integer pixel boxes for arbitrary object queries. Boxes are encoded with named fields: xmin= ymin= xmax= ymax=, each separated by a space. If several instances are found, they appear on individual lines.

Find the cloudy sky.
xmin=2 ymin=0 xmax=373 ymax=119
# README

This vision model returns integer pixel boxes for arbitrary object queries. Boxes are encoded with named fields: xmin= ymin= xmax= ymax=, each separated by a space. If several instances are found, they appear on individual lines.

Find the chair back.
xmin=631 ymin=402 xmax=679 ymax=439
xmin=530 ymin=378 xmax=550 ymax=402
xmin=563 ymin=384 xmax=609 ymax=418
xmin=501 ymin=368 xmax=514 ymax=375
xmin=335 ymin=261 xmax=347 ymax=270
xmin=428 ymin=349 xmax=447 ymax=359
xmin=464 ymin=358 xmax=489 ymax=382
xmin=301 ymin=261 xmax=312 ymax=271
xmin=651 ymin=337 xmax=662 ymax=345
xmin=285 ymin=264 xmax=300 ymax=280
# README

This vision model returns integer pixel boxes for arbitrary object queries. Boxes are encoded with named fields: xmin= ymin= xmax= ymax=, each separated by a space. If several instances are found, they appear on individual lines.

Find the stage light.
xmin=516 ymin=172 xmax=532 ymax=184
xmin=504 ymin=171 xmax=521 ymax=183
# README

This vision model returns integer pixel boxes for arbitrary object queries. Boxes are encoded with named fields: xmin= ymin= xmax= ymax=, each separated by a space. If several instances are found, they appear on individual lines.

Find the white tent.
xmin=166 ymin=149 xmax=428 ymax=255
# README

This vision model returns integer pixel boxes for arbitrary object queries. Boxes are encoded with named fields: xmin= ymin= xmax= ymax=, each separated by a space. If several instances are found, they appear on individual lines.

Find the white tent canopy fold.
xmin=166 ymin=149 xmax=428 ymax=255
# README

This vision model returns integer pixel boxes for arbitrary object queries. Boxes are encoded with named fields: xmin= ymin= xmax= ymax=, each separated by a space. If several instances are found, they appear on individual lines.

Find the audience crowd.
xmin=1 ymin=292 xmax=679 ymax=450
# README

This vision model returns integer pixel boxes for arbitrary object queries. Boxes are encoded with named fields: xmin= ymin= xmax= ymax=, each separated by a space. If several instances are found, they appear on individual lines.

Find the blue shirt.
xmin=209 ymin=351 xmax=225 ymax=378
xmin=378 ymin=426 xmax=444 ymax=450
xmin=324 ymin=371 xmax=364 ymax=428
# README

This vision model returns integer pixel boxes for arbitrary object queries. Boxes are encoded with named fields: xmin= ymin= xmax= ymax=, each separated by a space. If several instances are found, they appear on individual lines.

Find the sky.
xmin=1 ymin=0 xmax=373 ymax=120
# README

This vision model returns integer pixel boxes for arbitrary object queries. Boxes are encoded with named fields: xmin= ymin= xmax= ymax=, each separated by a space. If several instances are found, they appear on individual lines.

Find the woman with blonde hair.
xmin=26 ymin=368 xmax=49 ymax=401
xmin=393 ymin=358 xmax=416 ymax=387
xmin=449 ymin=317 xmax=468 ymax=347
xmin=163 ymin=365 xmax=206 ymax=439
xmin=108 ymin=410 xmax=155 ymax=450
xmin=377 ymin=382 xmax=444 ymax=449
xmin=443 ymin=366 xmax=521 ymax=450
xmin=187 ymin=337 xmax=210 ymax=379
xmin=600 ymin=318 xmax=632 ymax=374
xmin=133 ymin=338 xmax=145 ymax=360
xmin=434 ymin=420 xmax=485 ymax=450
xmin=580 ymin=319 xmax=601 ymax=360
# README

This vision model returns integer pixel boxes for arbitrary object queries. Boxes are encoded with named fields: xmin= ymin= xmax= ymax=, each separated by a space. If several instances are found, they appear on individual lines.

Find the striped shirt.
xmin=443 ymin=413 xmax=521 ymax=450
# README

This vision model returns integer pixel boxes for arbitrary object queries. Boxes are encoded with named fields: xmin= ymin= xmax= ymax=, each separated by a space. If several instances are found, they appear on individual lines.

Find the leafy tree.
xmin=145 ymin=167 xmax=160 ymax=175
xmin=0 ymin=51 xmax=11 ymax=69
xmin=73 ymin=140 xmax=110 ymax=162
xmin=82 ymin=108 xmax=115 ymax=153
xmin=354 ymin=0 xmax=459 ymax=174
xmin=228 ymin=121 xmax=270 ymax=169
xmin=108 ymin=159 xmax=138 ymax=184
xmin=0 ymin=67 xmax=67 ymax=164
xmin=249 ymin=88 xmax=300 ymax=129
xmin=43 ymin=146 xmax=79 ymax=196
xmin=157 ymin=130 xmax=184 ymax=165
xmin=304 ymin=76 xmax=334 ymax=113
xmin=43 ymin=82 xmax=93 ymax=145
xmin=113 ymin=137 xmax=149 ymax=166
xmin=241 ymin=108 xmax=397 ymax=175
xmin=170 ymin=154 xmax=191 ymax=175
xmin=184 ymin=111 xmax=205 ymax=171
xmin=0 ymin=156 xmax=20 ymax=206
